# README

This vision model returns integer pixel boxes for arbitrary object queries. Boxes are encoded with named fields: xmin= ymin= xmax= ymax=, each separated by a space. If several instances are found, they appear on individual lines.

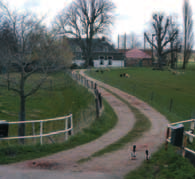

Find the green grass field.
xmin=87 ymin=67 xmax=195 ymax=123
xmin=86 ymin=66 xmax=195 ymax=179
xmin=0 ymin=71 xmax=96 ymax=145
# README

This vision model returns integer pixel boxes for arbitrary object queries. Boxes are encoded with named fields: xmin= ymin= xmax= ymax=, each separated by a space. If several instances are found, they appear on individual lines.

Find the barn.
xmin=125 ymin=48 xmax=152 ymax=67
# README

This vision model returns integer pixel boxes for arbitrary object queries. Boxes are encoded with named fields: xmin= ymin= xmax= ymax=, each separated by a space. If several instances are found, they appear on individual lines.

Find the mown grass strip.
xmin=0 ymin=99 xmax=117 ymax=164
xmin=78 ymin=87 xmax=151 ymax=163
xmin=125 ymin=144 xmax=195 ymax=179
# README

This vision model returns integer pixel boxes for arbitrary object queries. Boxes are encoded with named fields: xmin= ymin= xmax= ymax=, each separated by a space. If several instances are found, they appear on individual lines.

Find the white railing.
xmin=0 ymin=114 xmax=73 ymax=145
xmin=165 ymin=119 xmax=195 ymax=157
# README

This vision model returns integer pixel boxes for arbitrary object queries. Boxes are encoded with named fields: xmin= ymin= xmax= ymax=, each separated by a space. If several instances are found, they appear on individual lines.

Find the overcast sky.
xmin=5 ymin=0 xmax=195 ymax=47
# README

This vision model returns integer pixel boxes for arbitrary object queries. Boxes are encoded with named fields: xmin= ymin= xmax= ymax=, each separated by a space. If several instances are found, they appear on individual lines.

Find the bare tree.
xmin=0 ymin=3 xmax=72 ymax=144
xmin=129 ymin=32 xmax=141 ymax=49
xmin=55 ymin=0 xmax=115 ymax=66
xmin=144 ymin=13 xmax=180 ymax=69
xmin=183 ymin=0 xmax=194 ymax=69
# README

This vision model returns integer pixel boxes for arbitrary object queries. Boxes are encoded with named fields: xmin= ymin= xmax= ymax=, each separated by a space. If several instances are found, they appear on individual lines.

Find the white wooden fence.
xmin=0 ymin=114 xmax=73 ymax=145
xmin=165 ymin=119 xmax=195 ymax=157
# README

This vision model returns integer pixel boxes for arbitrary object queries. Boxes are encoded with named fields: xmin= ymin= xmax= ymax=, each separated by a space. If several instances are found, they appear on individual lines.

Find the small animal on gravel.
xmin=130 ymin=145 xmax=136 ymax=160
xmin=145 ymin=149 xmax=150 ymax=160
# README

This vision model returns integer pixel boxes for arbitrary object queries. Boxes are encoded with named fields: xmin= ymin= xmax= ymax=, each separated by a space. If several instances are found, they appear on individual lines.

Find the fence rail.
xmin=165 ymin=119 xmax=195 ymax=158
xmin=0 ymin=114 xmax=73 ymax=145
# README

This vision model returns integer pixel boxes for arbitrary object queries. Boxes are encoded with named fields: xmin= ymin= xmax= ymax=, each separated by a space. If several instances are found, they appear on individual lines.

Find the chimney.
xmin=124 ymin=33 xmax=126 ymax=50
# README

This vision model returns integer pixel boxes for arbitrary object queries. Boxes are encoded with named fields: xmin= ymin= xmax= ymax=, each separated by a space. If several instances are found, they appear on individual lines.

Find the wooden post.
xmin=98 ymin=93 xmax=102 ymax=109
xmin=71 ymin=114 xmax=74 ymax=135
xmin=68 ymin=116 xmax=72 ymax=136
xmin=182 ymin=134 xmax=187 ymax=158
xmin=91 ymin=81 xmax=93 ymax=89
xmin=95 ymin=98 xmax=99 ymax=118
xmin=165 ymin=127 xmax=170 ymax=151
xmin=169 ymin=98 xmax=173 ymax=112
xmin=40 ymin=121 xmax=43 ymax=145
xmin=65 ymin=117 xmax=68 ymax=140
xmin=32 ymin=122 xmax=36 ymax=144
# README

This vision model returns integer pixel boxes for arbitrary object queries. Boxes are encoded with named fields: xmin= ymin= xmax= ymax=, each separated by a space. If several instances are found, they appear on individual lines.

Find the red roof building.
xmin=125 ymin=48 xmax=152 ymax=67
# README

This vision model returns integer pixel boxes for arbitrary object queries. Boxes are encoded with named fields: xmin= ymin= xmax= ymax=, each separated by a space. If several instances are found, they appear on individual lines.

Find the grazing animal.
xmin=125 ymin=73 xmax=129 ymax=78
xmin=120 ymin=73 xmax=130 ymax=78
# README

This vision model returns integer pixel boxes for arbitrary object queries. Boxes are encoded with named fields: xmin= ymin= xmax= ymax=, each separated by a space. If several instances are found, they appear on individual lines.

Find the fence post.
xmin=40 ymin=121 xmax=43 ymax=145
xmin=32 ymin=122 xmax=36 ymax=144
xmin=71 ymin=114 xmax=74 ymax=135
xmin=169 ymin=98 xmax=173 ymax=112
xmin=91 ymin=81 xmax=93 ymax=89
xmin=95 ymin=98 xmax=99 ymax=118
xmin=65 ymin=117 xmax=68 ymax=141
xmin=182 ymin=134 xmax=187 ymax=158
xmin=68 ymin=114 xmax=73 ymax=136
xmin=98 ymin=93 xmax=102 ymax=109
xmin=165 ymin=127 xmax=170 ymax=151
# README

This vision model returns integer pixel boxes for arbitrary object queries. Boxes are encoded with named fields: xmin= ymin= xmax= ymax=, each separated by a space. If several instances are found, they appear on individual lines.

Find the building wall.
xmin=72 ymin=59 xmax=85 ymax=66
xmin=93 ymin=60 xmax=124 ymax=68
xmin=126 ymin=58 xmax=152 ymax=67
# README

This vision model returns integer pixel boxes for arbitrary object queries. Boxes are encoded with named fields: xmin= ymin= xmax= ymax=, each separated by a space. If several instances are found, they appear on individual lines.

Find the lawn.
xmin=86 ymin=66 xmax=195 ymax=179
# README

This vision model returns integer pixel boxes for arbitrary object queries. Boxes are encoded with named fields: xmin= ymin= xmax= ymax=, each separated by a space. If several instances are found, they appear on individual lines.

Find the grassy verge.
xmin=125 ymin=144 xmax=195 ymax=179
xmin=0 ymin=72 xmax=96 ymax=145
xmin=78 ymin=88 xmax=151 ymax=163
xmin=0 ymin=99 xmax=117 ymax=164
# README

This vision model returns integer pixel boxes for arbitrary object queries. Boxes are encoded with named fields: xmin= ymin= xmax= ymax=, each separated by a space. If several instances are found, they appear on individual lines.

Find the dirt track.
xmin=0 ymin=70 xmax=169 ymax=179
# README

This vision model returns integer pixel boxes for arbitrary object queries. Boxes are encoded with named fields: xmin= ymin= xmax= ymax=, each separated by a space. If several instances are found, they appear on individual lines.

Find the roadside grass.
xmin=0 ymin=99 xmax=117 ymax=164
xmin=86 ymin=67 xmax=195 ymax=178
xmin=78 ymin=88 xmax=151 ymax=163
xmin=125 ymin=144 xmax=195 ymax=179
xmin=0 ymin=71 xmax=98 ymax=145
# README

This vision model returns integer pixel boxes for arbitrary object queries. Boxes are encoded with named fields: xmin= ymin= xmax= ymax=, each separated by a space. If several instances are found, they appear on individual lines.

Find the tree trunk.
xmin=18 ymin=95 xmax=26 ymax=144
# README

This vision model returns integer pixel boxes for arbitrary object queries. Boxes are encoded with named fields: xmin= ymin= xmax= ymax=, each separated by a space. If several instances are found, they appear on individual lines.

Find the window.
xmin=99 ymin=56 xmax=104 ymax=65
xmin=76 ymin=47 xmax=81 ymax=52
xmin=104 ymin=47 xmax=108 ymax=52
xmin=108 ymin=56 xmax=113 ymax=65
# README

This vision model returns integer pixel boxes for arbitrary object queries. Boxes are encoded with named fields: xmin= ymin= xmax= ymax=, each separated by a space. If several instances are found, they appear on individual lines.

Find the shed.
xmin=125 ymin=48 xmax=152 ymax=67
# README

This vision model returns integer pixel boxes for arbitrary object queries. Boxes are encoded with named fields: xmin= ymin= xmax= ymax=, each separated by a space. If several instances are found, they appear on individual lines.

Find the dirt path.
xmin=0 ymin=70 xmax=169 ymax=179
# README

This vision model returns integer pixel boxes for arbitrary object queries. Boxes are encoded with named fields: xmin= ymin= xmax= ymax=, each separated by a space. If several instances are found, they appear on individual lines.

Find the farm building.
xmin=125 ymin=48 xmax=152 ymax=67
xmin=58 ymin=36 xmax=125 ymax=68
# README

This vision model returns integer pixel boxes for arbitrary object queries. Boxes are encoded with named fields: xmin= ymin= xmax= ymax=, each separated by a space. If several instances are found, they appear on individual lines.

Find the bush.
xmin=70 ymin=63 xmax=80 ymax=69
